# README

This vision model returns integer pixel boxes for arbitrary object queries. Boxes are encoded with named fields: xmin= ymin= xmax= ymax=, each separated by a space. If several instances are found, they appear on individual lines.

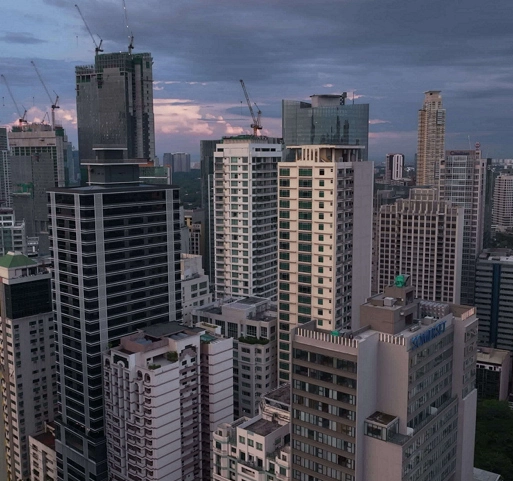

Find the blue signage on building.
xmin=411 ymin=320 xmax=447 ymax=350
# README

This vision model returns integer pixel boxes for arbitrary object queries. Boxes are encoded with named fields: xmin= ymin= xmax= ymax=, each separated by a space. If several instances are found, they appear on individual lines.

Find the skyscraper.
xmin=75 ymin=52 xmax=155 ymax=162
xmin=417 ymin=91 xmax=445 ymax=186
xmin=491 ymin=174 xmax=513 ymax=232
xmin=213 ymin=136 xmax=281 ymax=300
xmin=48 ymin=148 xmax=182 ymax=481
xmin=385 ymin=153 xmax=404 ymax=183
xmin=277 ymin=145 xmax=373 ymax=383
xmin=291 ymin=276 xmax=478 ymax=481
xmin=282 ymin=94 xmax=369 ymax=160
xmin=377 ymin=188 xmax=463 ymax=303
xmin=439 ymin=147 xmax=486 ymax=305
xmin=0 ymin=252 xmax=56 ymax=480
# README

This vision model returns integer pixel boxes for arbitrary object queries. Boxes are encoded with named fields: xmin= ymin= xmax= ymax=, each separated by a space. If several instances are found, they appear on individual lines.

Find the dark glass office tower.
xmin=48 ymin=149 xmax=182 ymax=480
xmin=76 ymin=52 xmax=155 ymax=162
xmin=282 ymin=94 xmax=369 ymax=160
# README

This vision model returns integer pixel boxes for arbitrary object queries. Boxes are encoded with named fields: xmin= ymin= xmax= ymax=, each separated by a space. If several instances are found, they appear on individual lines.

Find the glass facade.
xmin=282 ymin=100 xmax=369 ymax=160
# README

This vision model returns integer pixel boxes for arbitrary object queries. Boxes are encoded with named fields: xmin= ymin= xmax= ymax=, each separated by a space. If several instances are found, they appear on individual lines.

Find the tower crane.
xmin=31 ymin=60 xmax=60 ymax=129
xmin=75 ymin=4 xmax=103 ymax=54
xmin=0 ymin=74 xmax=27 ymax=125
xmin=122 ymin=0 xmax=134 ymax=54
xmin=239 ymin=79 xmax=262 ymax=136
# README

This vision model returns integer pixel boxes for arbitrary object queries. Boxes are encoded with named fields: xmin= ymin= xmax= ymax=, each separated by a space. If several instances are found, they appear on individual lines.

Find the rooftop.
xmin=0 ymin=251 xmax=37 ymax=269
xmin=473 ymin=467 xmax=502 ymax=481
xmin=367 ymin=411 xmax=398 ymax=426
xmin=32 ymin=431 xmax=55 ymax=449
xmin=263 ymin=384 xmax=290 ymax=406
xmin=244 ymin=418 xmax=282 ymax=437
xmin=477 ymin=347 xmax=511 ymax=366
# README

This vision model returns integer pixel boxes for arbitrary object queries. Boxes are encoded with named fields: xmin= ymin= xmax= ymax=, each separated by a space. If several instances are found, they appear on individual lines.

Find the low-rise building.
xmin=213 ymin=384 xmax=291 ymax=481
xmin=103 ymin=323 xmax=233 ymax=481
xmin=476 ymin=347 xmax=511 ymax=401
xmin=193 ymin=297 xmax=277 ymax=418
xmin=29 ymin=422 xmax=56 ymax=481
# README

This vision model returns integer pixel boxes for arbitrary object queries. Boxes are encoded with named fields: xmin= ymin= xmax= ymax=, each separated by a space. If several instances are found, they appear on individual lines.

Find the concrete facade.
xmin=377 ymin=188 xmax=463 ymax=303
xmin=417 ymin=91 xmax=445 ymax=186
xmin=277 ymin=145 xmax=373 ymax=384
xmin=385 ymin=153 xmax=404 ymax=183
xmin=476 ymin=347 xmax=511 ymax=401
xmin=212 ymin=384 xmax=291 ymax=481
xmin=181 ymin=253 xmax=212 ymax=325
xmin=290 ymin=276 xmax=478 ymax=481
xmin=103 ymin=323 xmax=233 ymax=481
xmin=193 ymin=297 xmax=277 ymax=419
xmin=492 ymin=174 xmax=513 ymax=232
xmin=213 ymin=136 xmax=281 ymax=300
xmin=29 ymin=422 xmax=57 ymax=481
xmin=0 ymin=253 xmax=56 ymax=480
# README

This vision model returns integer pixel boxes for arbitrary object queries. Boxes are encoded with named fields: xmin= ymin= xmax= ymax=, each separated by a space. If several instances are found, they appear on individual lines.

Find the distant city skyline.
xmin=2 ymin=0 xmax=513 ymax=160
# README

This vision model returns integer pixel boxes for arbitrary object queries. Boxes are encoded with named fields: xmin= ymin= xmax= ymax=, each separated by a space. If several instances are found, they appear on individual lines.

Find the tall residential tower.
xmin=417 ymin=91 xmax=445 ymax=186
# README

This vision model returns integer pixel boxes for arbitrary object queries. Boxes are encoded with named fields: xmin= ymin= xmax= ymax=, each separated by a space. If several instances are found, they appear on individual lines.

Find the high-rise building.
xmin=0 ymin=127 xmax=10 ymax=208
xmin=200 ymin=139 xmax=221 ymax=283
xmin=492 ymin=174 xmax=513 ymax=232
xmin=29 ymin=422 xmax=57 ymax=481
xmin=48 ymin=148 xmax=182 ymax=481
xmin=476 ymin=347 xmax=511 ymax=401
xmin=475 ymin=248 xmax=513 ymax=351
xmin=184 ymin=208 xmax=205 ymax=256
xmin=0 ymin=252 xmax=56 ymax=480
xmin=291 ymin=276 xmax=478 ymax=481
xmin=213 ymin=136 xmax=281 ymax=300
xmin=277 ymin=145 xmax=373 ymax=383
xmin=193 ymin=296 xmax=278 ymax=419
xmin=385 ymin=153 xmax=404 ymax=183
xmin=103 ymin=323 xmax=233 ymax=481
xmin=213 ymin=384 xmax=291 ymax=481
xmin=181 ymin=253 xmax=212 ymax=325
xmin=417 ymin=91 xmax=445 ymax=186
xmin=282 ymin=94 xmax=369 ymax=160
xmin=377 ymin=188 xmax=463 ymax=303
xmin=163 ymin=152 xmax=191 ymax=173
xmin=483 ymin=158 xmax=499 ymax=249
xmin=439 ymin=147 xmax=486 ymax=305
xmin=75 ymin=52 xmax=155 ymax=162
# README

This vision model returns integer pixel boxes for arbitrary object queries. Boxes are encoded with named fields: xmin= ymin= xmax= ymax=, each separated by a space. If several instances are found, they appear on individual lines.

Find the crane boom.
xmin=239 ymin=79 xmax=262 ymax=136
xmin=75 ymin=4 xmax=103 ymax=54
xmin=1 ymin=74 xmax=27 ymax=125
xmin=31 ymin=60 xmax=60 ymax=129
xmin=122 ymin=0 xmax=134 ymax=54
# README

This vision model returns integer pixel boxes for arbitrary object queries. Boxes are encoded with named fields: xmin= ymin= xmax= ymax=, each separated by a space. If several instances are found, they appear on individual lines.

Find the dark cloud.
xmin=0 ymin=32 xmax=46 ymax=45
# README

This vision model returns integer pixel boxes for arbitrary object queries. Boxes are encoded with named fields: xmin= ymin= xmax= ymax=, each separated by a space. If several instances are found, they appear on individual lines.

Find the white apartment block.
xmin=492 ymin=174 xmax=513 ymax=232
xmin=0 ymin=252 xmax=56 ymax=481
xmin=290 ymin=276 xmax=478 ymax=481
xmin=213 ymin=136 xmax=281 ymax=300
xmin=181 ymin=253 xmax=212 ymax=325
xmin=103 ymin=323 xmax=233 ymax=481
xmin=29 ymin=422 xmax=57 ymax=481
xmin=213 ymin=384 xmax=291 ymax=481
xmin=417 ymin=91 xmax=445 ymax=187
xmin=193 ymin=296 xmax=277 ymax=419
xmin=439 ymin=147 xmax=486 ymax=305
xmin=377 ymin=188 xmax=464 ymax=303
xmin=385 ymin=153 xmax=404 ymax=182
xmin=277 ymin=145 xmax=373 ymax=384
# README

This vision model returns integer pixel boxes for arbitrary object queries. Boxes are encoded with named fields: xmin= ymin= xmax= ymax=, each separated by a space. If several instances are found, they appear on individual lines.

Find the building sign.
xmin=411 ymin=320 xmax=447 ymax=350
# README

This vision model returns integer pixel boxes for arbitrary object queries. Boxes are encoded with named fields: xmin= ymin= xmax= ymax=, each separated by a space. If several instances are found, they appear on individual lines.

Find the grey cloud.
xmin=0 ymin=32 xmax=46 ymax=45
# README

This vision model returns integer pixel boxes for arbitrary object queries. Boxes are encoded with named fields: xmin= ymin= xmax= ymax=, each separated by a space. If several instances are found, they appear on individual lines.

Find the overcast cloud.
xmin=1 ymin=0 xmax=513 ymax=161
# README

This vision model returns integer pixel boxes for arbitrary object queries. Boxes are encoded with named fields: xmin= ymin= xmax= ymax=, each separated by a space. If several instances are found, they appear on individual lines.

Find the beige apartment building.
xmin=492 ymin=174 xmax=513 ymax=232
xmin=277 ymin=145 xmax=373 ymax=384
xmin=377 ymin=188 xmax=463 ymax=303
xmin=290 ymin=275 xmax=478 ymax=481
xmin=417 ymin=91 xmax=445 ymax=186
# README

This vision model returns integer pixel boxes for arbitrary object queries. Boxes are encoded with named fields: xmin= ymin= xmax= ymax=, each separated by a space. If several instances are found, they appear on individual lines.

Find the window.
xmin=239 ymin=436 xmax=245 ymax=444
xmin=299 ymin=168 xmax=312 ymax=176
xmin=247 ymin=439 xmax=254 ymax=447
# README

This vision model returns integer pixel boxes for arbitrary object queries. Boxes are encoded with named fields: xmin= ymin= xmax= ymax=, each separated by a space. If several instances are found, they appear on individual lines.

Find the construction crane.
xmin=122 ymin=0 xmax=134 ymax=54
xmin=239 ymin=79 xmax=262 ymax=136
xmin=0 ymin=74 xmax=27 ymax=125
xmin=31 ymin=60 xmax=60 ymax=129
xmin=75 ymin=4 xmax=103 ymax=54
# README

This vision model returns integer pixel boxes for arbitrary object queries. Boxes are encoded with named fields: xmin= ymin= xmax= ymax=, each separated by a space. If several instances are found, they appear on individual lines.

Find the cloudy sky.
xmin=1 ymin=0 xmax=513 ymax=162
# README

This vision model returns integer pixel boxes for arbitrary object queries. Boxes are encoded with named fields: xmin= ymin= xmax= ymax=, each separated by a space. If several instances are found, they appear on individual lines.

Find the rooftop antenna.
xmin=122 ymin=0 xmax=134 ymax=54
xmin=31 ymin=60 xmax=60 ymax=129
xmin=75 ymin=4 xmax=104 ymax=55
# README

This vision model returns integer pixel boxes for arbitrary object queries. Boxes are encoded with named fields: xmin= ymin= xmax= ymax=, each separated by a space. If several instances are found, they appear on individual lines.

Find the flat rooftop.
xmin=263 ymin=384 xmax=290 ymax=406
xmin=367 ymin=411 xmax=398 ymax=426
xmin=244 ymin=418 xmax=282 ymax=437
xmin=473 ymin=467 xmax=502 ymax=481
xmin=32 ymin=431 xmax=55 ymax=449
xmin=477 ymin=348 xmax=510 ymax=366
